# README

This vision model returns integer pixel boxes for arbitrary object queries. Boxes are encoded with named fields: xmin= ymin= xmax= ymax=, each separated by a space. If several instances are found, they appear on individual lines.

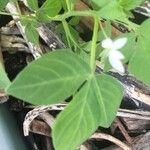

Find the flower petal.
xmin=113 ymin=38 xmax=127 ymax=50
xmin=101 ymin=38 xmax=113 ymax=49
xmin=108 ymin=51 xmax=125 ymax=73
xmin=110 ymin=49 xmax=125 ymax=60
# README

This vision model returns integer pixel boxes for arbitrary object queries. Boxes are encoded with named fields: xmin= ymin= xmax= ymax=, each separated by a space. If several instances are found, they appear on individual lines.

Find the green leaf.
xmin=36 ymin=0 xmax=62 ymax=22
xmin=60 ymin=0 xmax=67 ymax=11
xmin=0 ymin=63 xmax=11 ymax=90
xmin=0 ymin=0 xmax=9 ymax=11
xmin=68 ymin=25 xmax=80 ymax=42
xmin=129 ymin=19 xmax=150 ymax=85
xmin=25 ymin=23 xmax=39 ymax=44
xmin=81 ymin=41 xmax=102 ymax=59
xmin=56 ymin=23 xmax=80 ymax=49
xmin=91 ymin=0 xmax=111 ymax=8
xmin=27 ymin=0 xmax=38 ymax=11
xmin=119 ymin=0 xmax=144 ymax=10
xmin=21 ymin=17 xmax=39 ymax=27
xmin=97 ymin=0 xmax=127 ymax=21
xmin=6 ymin=50 xmax=91 ymax=105
xmin=81 ymin=41 xmax=92 ymax=53
xmin=55 ymin=23 xmax=67 ymax=44
xmin=53 ymin=74 xmax=123 ymax=150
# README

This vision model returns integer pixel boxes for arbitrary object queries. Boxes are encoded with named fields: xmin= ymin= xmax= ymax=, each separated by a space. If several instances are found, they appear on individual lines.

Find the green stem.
xmin=62 ymin=20 xmax=83 ymax=52
xmin=90 ymin=15 xmax=99 ymax=73
xmin=66 ymin=0 xmax=71 ymax=11
xmin=71 ymin=3 xmax=74 ymax=11
xmin=62 ymin=20 xmax=72 ymax=50
xmin=0 ymin=11 xmax=33 ymax=21
xmin=99 ymin=21 xmax=108 ymax=39
xmin=52 ymin=10 xmax=95 ymax=21
xmin=0 ymin=11 xmax=20 ymax=16
xmin=65 ymin=23 xmax=82 ymax=51
xmin=14 ymin=0 xmax=21 ymax=14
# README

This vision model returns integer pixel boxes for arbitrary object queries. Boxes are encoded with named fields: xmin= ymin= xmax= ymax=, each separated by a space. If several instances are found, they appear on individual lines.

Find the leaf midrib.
xmin=56 ymin=82 xmax=92 ymax=150
xmin=93 ymin=77 xmax=108 ymax=124
xmin=7 ymin=75 xmax=88 ymax=91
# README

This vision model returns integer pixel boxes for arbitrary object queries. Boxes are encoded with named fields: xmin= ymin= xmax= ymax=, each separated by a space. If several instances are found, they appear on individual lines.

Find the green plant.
xmin=0 ymin=0 xmax=149 ymax=150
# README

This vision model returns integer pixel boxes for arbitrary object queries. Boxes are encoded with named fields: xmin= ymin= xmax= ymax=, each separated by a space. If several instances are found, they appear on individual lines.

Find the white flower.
xmin=101 ymin=38 xmax=127 ymax=73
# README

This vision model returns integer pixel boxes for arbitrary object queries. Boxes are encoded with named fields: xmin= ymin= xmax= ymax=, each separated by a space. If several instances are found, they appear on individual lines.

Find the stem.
xmin=0 ymin=11 xmax=33 ymax=21
xmin=68 ymin=34 xmax=82 ymax=52
xmin=65 ymin=23 xmax=82 ymax=51
xmin=66 ymin=0 xmax=71 ymax=11
xmin=71 ymin=3 xmax=74 ymax=11
xmin=62 ymin=20 xmax=83 ymax=52
xmin=52 ymin=10 xmax=95 ymax=21
xmin=99 ymin=21 xmax=108 ymax=39
xmin=62 ymin=20 xmax=72 ymax=50
xmin=90 ymin=15 xmax=99 ymax=73
xmin=14 ymin=0 xmax=21 ymax=14
xmin=10 ymin=0 xmax=21 ymax=14
xmin=0 ymin=11 xmax=20 ymax=16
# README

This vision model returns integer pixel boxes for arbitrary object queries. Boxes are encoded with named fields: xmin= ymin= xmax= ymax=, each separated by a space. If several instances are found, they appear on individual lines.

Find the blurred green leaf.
xmin=0 ymin=0 xmax=9 ymax=11
xmin=36 ymin=0 xmax=62 ymax=22
xmin=97 ymin=0 xmax=127 ymax=21
xmin=91 ymin=0 xmax=111 ymax=8
xmin=129 ymin=19 xmax=150 ymax=85
xmin=25 ymin=23 xmax=39 ymax=44
xmin=119 ymin=0 xmax=144 ymax=10
xmin=27 ymin=0 xmax=39 ymax=11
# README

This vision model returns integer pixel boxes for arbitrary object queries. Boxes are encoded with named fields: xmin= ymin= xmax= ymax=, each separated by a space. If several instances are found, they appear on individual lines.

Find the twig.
xmin=38 ymin=25 xmax=66 ymax=49
xmin=39 ymin=112 xmax=55 ymax=127
xmin=0 ymin=25 xmax=20 ymax=35
xmin=91 ymin=133 xmax=132 ymax=150
xmin=23 ymin=104 xmax=66 ymax=136
xmin=134 ymin=1 xmax=150 ymax=17
xmin=119 ymin=109 xmax=150 ymax=116
xmin=6 ymin=2 xmax=42 ymax=59
xmin=101 ymin=131 xmax=150 ymax=150
xmin=114 ymin=118 xmax=132 ymax=144
xmin=30 ymin=119 xmax=50 ymax=136
xmin=117 ymin=109 xmax=150 ymax=120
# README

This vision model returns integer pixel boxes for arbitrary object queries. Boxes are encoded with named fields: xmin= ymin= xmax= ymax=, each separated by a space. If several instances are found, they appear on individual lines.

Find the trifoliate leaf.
xmin=53 ymin=74 xmax=123 ymax=150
